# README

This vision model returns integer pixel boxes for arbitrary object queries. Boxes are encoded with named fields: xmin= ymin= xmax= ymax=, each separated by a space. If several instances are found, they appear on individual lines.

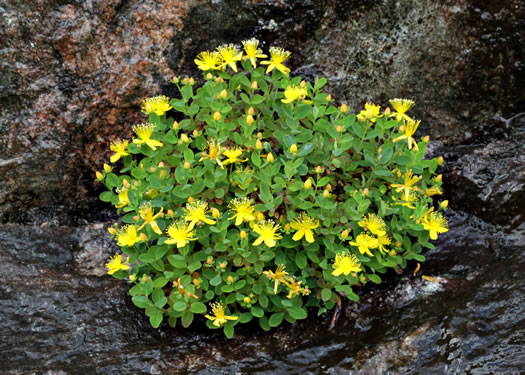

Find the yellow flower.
xmin=164 ymin=220 xmax=197 ymax=248
xmin=377 ymin=235 xmax=391 ymax=254
xmin=391 ymin=170 xmax=422 ymax=201
xmin=228 ymin=197 xmax=256 ymax=226
xmin=358 ymin=214 xmax=387 ymax=236
xmin=260 ymin=46 xmax=291 ymax=75
xmin=424 ymin=187 xmax=443 ymax=197
xmin=281 ymin=85 xmax=308 ymax=104
xmin=222 ymin=147 xmax=247 ymax=165
xmin=349 ymin=233 xmax=379 ymax=257
xmin=141 ymin=95 xmax=173 ymax=116
xmin=138 ymin=202 xmax=163 ymax=235
xmin=216 ymin=44 xmax=243 ymax=72
xmin=392 ymin=191 xmax=418 ymax=209
xmin=252 ymin=219 xmax=282 ymax=247
xmin=332 ymin=253 xmax=361 ymax=276
xmin=105 ymin=254 xmax=130 ymax=275
xmin=132 ymin=123 xmax=164 ymax=151
xmin=205 ymin=302 xmax=238 ymax=327
xmin=357 ymin=102 xmax=382 ymax=122
xmin=393 ymin=119 xmax=421 ymax=150
xmin=389 ymin=98 xmax=415 ymax=122
xmin=110 ymin=140 xmax=130 ymax=163
xmin=242 ymin=38 xmax=267 ymax=68
xmin=285 ymin=278 xmax=308 ymax=299
xmin=199 ymin=140 xmax=224 ymax=169
xmin=183 ymin=200 xmax=216 ymax=230
xmin=116 ymin=224 xmax=141 ymax=247
xmin=194 ymin=51 xmax=221 ymax=71
xmin=289 ymin=212 xmax=319 ymax=243
xmin=115 ymin=186 xmax=130 ymax=208
xmin=263 ymin=264 xmax=289 ymax=294
xmin=422 ymin=212 xmax=449 ymax=240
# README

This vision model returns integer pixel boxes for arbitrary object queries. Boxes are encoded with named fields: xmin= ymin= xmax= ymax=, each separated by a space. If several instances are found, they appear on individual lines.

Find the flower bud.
xmin=129 ymin=274 xmax=136 ymax=282
xmin=149 ymin=167 xmax=156 ymax=172
xmin=336 ymin=125 xmax=343 ymax=133
xmin=180 ymin=133 xmax=189 ymax=143
xmin=219 ymin=89 xmax=227 ymax=99
xmin=206 ymin=257 xmax=213 ymax=265
xmin=267 ymin=153 xmax=274 ymax=163
xmin=341 ymin=230 xmax=349 ymax=240
xmin=172 ymin=76 xmax=180 ymax=84
xmin=435 ymin=174 xmax=443 ymax=182
xmin=248 ymin=107 xmax=255 ymax=115
xmin=193 ymin=129 xmax=199 ymax=137
xmin=326 ymin=94 xmax=332 ymax=101
xmin=213 ymin=111 xmax=221 ymax=121
xmin=290 ymin=144 xmax=298 ymax=154
xmin=173 ymin=121 xmax=179 ymax=130
xmin=326 ymin=183 xmax=332 ymax=191
xmin=423 ymin=135 xmax=430 ymax=142
xmin=220 ymin=262 xmax=227 ymax=269
xmin=395 ymin=241 xmax=402 ymax=248
xmin=184 ymin=161 xmax=191 ymax=169
xmin=243 ymin=296 xmax=251 ymax=304
xmin=440 ymin=200 xmax=449 ymax=209
xmin=384 ymin=107 xmax=391 ymax=115
xmin=227 ymin=275 xmax=234 ymax=283
xmin=315 ymin=166 xmax=322 ymax=174
xmin=300 ymin=80 xmax=307 ymax=87
xmin=108 ymin=227 xmax=117 ymax=235
xmin=255 ymin=212 xmax=264 ymax=221
xmin=193 ymin=278 xmax=200 ymax=286
xmin=251 ymin=81 xmax=258 ymax=89
xmin=400 ymin=125 xmax=405 ymax=132
xmin=167 ymin=209 xmax=174 ymax=216
xmin=216 ymin=76 xmax=224 ymax=83
xmin=340 ymin=104 xmax=348 ymax=113
xmin=323 ymin=189 xmax=330 ymax=198
xmin=103 ymin=163 xmax=112 ymax=173
xmin=363 ymin=188 xmax=369 ymax=195
xmin=188 ymin=196 xmax=195 ymax=204
xmin=360 ymin=275 xmax=367 ymax=283
xmin=304 ymin=178 xmax=312 ymax=189
xmin=246 ymin=114 xmax=254 ymax=124
xmin=158 ymin=162 xmax=165 ymax=168
xmin=189 ymin=78 xmax=195 ymax=85
xmin=122 ymin=178 xmax=130 ymax=187
xmin=160 ymin=170 xmax=166 ymax=178
xmin=437 ymin=156 xmax=445 ymax=165
xmin=239 ymin=230 xmax=247 ymax=239
xmin=205 ymin=73 xmax=213 ymax=80
xmin=211 ymin=207 xmax=220 ymax=219
xmin=390 ymin=249 xmax=397 ymax=256
xmin=284 ymin=223 xmax=291 ymax=231
xmin=96 ymin=171 xmax=103 ymax=180
xmin=183 ymin=77 xmax=189 ymax=85
xmin=257 ymin=132 xmax=263 ymax=139
xmin=140 ymin=233 xmax=148 ymax=241
xmin=255 ymin=139 xmax=263 ymax=150
xmin=142 ymin=275 xmax=149 ymax=283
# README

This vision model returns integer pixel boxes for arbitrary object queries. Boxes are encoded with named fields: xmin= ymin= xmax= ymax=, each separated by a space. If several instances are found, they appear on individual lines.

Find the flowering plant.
xmin=99 ymin=38 xmax=448 ymax=337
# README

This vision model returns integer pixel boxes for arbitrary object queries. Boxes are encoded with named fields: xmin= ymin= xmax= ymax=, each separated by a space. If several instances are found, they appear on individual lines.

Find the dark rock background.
xmin=0 ymin=0 xmax=524 ymax=373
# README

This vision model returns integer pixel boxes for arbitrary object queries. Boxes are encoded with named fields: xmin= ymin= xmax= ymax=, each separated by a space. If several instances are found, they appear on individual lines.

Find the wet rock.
xmin=444 ymin=116 xmax=525 ymax=227
xmin=0 ymin=211 xmax=523 ymax=373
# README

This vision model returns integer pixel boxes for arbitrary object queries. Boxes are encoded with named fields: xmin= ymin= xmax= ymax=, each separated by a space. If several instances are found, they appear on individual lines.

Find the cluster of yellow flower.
xmin=194 ymin=38 xmax=291 ymax=74
xmin=263 ymin=265 xmax=310 ymax=299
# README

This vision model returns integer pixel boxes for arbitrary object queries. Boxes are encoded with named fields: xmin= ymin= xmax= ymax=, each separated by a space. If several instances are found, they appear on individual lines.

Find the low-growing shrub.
xmin=99 ymin=38 xmax=448 ymax=337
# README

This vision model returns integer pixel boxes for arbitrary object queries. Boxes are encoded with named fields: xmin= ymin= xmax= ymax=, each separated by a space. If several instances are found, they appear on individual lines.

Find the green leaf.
xmin=251 ymin=306 xmax=264 ymax=318
xmin=99 ymin=191 xmax=114 ymax=202
xmin=149 ymin=310 xmax=163 ymax=328
xmin=181 ymin=311 xmax=194 ymax=328
xmin=173 ymin=301 xmax=187 ymax=312
xmin=132 ymin=296 xmax=151 ymax=308
xmin=321 ymin=288 xmax=332 ymax=301
xmin=251 ymin=152 xmax=261 ymax=168
xmin=367 ymin=274 xmax=382 ymax=284
xmin=190 ymin=302 xmax=207 ymax=314
xmin=288 ymin=306 xmax=307 ymax=320
xmin=295 ymin=251 xmax=307 ymax=269
xmin=259 ymin=316 xmax=270 ymax=331
xmin=106 ymin=173 xmax=120 ymax=188
xmin=210 ymin=275 xmax=222 ymax=286
xmin=269 ymin=312 xmax=284 ymax=327
xmin=224 ymin=325 xmax=234 ymax=339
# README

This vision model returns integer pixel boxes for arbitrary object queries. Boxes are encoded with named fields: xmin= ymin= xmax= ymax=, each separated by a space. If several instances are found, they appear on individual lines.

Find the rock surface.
xmin=0 ymin=210 xmax=523 ymax=373
xmin=1 ymin=0 xmax=524 ymax=223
